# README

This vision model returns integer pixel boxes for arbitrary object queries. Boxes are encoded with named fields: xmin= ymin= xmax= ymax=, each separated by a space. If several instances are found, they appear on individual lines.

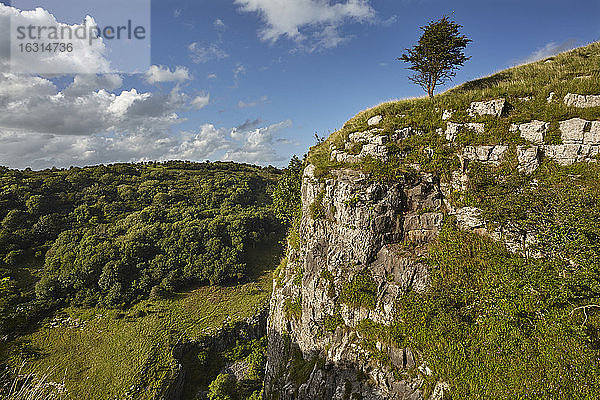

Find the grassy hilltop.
xmin=297 ymin=42 xmax=600 ymax=398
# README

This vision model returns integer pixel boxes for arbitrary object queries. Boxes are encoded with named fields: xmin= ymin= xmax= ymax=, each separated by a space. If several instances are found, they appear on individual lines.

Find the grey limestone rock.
xmin=467 ymin=98 xmax=506 ymax=117
xmin=368 ymin=115 xmax=383 ymax=126
xmin=564 ymin=93 xmax=600 ymax=108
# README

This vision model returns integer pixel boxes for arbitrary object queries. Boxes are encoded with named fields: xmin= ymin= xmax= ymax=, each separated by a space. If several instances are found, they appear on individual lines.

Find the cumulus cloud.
xmin=234 ymin=0 xmax=375 ymax=50
xmin=521 ymin=39 xmax=577 ymax=64
xmin=0 ymin=4 xmax=111 ymax=74
xmin=224 ymin=119 xmax=292 ymax=164
xmin=191 ymin=93 xmax=210 ymax=109
xmin=0 ymin=72 xmax=291 ymax=168
xmin=145 ymin=65 xmax=191 ymax=84
xmin=0 ymin=72 xmax=185 ymax=136
xmin=188 ymin=42 xmax=229 ymax=63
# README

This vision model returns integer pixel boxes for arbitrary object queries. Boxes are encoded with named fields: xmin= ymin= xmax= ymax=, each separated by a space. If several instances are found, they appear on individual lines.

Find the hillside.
xmin=266 ymin=42 xmax=600 ymax=399
xmin=0 ymin=161 xmax=288 ymax=399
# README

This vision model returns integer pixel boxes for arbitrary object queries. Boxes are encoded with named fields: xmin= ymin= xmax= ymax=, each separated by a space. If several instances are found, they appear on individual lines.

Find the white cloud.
xmin=238 ymin=95 xmax=268 ymax=108
xmin=234 ymin=0 xmax=375 ymax=50
xmin=145 ymin=65 xmax=191 ymax=84
xmin=63 ymin=74 xmax=123 ymax=96
xmin=0 ymin=72 xmax=184 ymax=136
xmin=188 ymin=42 xmax=229 ymax=63
xmin=213 ymin=18 xmax=226 ymax=29
xmin=207 ymin=73 xmax=218 ymax=79
xmin=0 ymin=4 xmax=111 ymax=74
xmin=521 ymin=39 xmax=577 ymax=64
xmin=191 ymin=93 xmax=210 ymax=109
xmin=224 ymin=119 xmax=292 ymax=164
xmin=0 ymin=72 xmax=291 ymax=169
xmin=233 ymin=64 xmax=246 ymax=85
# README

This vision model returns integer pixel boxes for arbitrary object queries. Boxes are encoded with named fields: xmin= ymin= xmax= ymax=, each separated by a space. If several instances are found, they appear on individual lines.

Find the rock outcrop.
xmin=264 ymin=165 xmax=444 ymax=400
xmin=266 ymin=88 xmax=600 ymax=398
xmin=564 ymin=93 xmax=600 ymax=108
xmin=467 ymin=98 xmax=506 ymax=117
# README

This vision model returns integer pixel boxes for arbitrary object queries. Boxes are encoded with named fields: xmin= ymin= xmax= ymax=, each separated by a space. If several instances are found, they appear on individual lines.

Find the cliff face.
xmin=264 ymin=164 xmax=445 ymax=399
xmin=264 ymin=43 xmax=600 ymax=399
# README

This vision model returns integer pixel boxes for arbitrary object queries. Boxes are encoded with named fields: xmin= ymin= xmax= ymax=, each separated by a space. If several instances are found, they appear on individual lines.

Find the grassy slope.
xmin=308 ymin=42 xmax=600 ymax=180
xmin=302 ymin=42 xmax=600 ymax=399
xmin=2 ymin=243 xmax=280 ymax=400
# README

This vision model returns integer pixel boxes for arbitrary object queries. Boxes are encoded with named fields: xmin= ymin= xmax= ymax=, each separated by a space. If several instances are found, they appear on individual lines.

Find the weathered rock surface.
xmin=560 ymin=118 xmax=590 ymax=143
xmin=467 ymin=98 xmax=506 ymax=117
xmin=264 ymin=165 xmax=445 ymax=400
xmin=331 ymin=129 xmax=390 ymax=163
xmin=517 ymin=145 xmax=541 ymax=174
xmin=462 ymin=145 xmax=508 ymax=165
xmin=368 ymin=115 xmax=383 ymax=126
xmin=444 ymin=122 xmax=485 ymax=142
xmin=515 ymin=120 xmax=548 ymax=144
xmin=564 ymin=93 xmax=600 ymax=108
xmin=541 ymin=144 xmax=600 ymax=165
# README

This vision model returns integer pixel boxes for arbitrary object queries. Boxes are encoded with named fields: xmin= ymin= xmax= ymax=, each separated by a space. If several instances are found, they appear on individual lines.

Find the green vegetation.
xmin=2 ymin=272 xmax=274 ymax=400
xmin=205 ymin=337 xmax=268 ymax=400
xmin=288 ymin=346 xmax=324 ymax=387
xmin=0 ymin=160 xmax=288 ymax=400
xmin=0 ymin=161 xmax=284 ymax=335
xmin=308 ymin=42 xmax=600 ymax=181
xmin=309 ymin=189 xmax=326 ymax=220
xmin=339 ymin=269 xmax=377 ymax=310
xmin=399 ymin=16 xmax=471 ymax=97
xmin=298 ymin=42 xmax=600 ymax=398
xmin=284 ymin=296 xmax=302 ymax=320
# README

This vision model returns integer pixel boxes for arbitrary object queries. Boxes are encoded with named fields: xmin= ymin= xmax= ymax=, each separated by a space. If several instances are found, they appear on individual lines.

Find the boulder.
xmin=541 ymin=144 xmax=600 ymax=165
xmin=517 ymin=146 xmax=540 ymax=174
xmin=368 ymin=115 xmax=383 ymax=126
xmin=444 ymin=122 xmax=484 ymax=142
xmin=463 ymin=145 xmax=508 ymax=165
xmin=467 ymin=98 xmax=506 ymax=117
xmin=518 ymin=120 xmax=548 ymax=144
xmin=564 ymin=93 xmax=600 ymax=108
xmin=559 ymin=118 xmax=590 ymax=144
xmin=442 ymin=110 xmax=453 ymax=120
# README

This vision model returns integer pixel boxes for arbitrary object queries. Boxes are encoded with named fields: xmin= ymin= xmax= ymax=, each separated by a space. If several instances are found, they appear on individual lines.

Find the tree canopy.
xmin=399 ymin=16 xmax=471 ymax=97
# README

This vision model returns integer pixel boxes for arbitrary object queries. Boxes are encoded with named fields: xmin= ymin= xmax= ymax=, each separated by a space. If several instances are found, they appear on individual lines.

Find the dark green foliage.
xmin=323 ymin=310 xmax=343 ymax=333
xmin=208 ymin=373 xmax=236 ymax=400
xmin=271 ymin=156 xmax=304 ymax=225
xmin=340 ymin=269 xmax=377 ymax=309
xmin=289 ymin=346 xmax=324 ymax=387
xmin=399 ymin=16 xmax=471 ymax=97
xmin=394 ymin=217 xmax=600 ymax=398
xmin=201 ymin=336 xmax=268 ymax=400
xmin=0 ymin=161 xmax=285 ymax=334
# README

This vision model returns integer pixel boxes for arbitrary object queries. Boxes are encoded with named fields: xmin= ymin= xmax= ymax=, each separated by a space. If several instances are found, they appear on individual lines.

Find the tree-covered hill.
xmin=0 ymin=161 xmax=287 ymax=337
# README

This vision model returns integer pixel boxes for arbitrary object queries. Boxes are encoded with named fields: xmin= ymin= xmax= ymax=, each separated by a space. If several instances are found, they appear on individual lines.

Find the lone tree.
xmin=399 ymin=16 xmax=471 ymax=98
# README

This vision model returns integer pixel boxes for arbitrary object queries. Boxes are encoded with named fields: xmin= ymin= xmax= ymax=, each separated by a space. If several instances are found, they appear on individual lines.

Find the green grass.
xmin=308 ymin=42 xmax=600 ymax=181
xmin=296 ymin=42 xmax=600 ymax=398
xmin=1 ymin=242 xmax=281 ymax=400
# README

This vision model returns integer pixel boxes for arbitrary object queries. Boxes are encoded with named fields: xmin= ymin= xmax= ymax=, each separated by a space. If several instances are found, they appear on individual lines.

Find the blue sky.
xmin=0 ymin=0 xmax=599 ymax=169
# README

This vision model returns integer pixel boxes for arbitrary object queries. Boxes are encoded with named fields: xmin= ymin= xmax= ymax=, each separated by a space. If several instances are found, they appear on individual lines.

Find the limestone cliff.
xmin=264 ymin=43 xmax=600 ymax=400
xmin=264 ymin=164 xmax=444 ymax=399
